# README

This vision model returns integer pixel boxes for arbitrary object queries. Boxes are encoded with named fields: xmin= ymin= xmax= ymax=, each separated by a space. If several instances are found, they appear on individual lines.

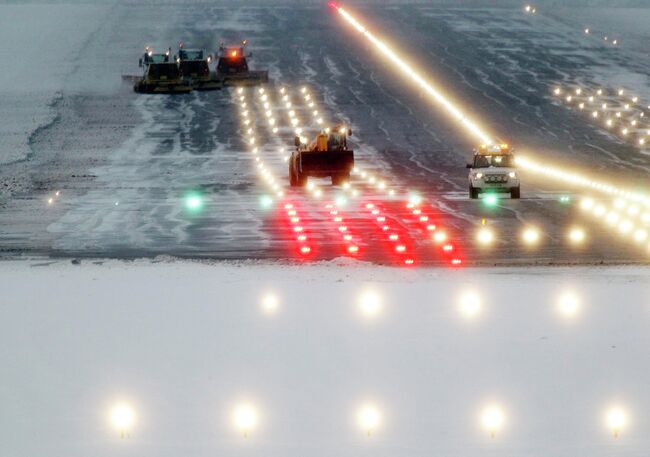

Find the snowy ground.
xmin=1 ymin=258 xmax=650 ymax=456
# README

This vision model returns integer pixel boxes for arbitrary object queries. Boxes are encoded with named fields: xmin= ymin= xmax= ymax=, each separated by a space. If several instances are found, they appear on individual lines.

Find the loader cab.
xmin=216 ymin=44 xmax=250 ymax=74
xmin=327 ymin=126 xmax=352 ymax=151
xmin=177 ymin=46 xmax=212 ymax=79
xmin=146 ymin=62 xmax=181 ymax=82
xmin=139 ymin=47 xmax=170 ymax=68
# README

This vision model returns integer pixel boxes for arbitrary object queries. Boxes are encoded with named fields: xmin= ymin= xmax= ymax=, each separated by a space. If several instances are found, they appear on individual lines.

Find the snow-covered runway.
xmin=1 ymin=259 xmax=649 ymax=456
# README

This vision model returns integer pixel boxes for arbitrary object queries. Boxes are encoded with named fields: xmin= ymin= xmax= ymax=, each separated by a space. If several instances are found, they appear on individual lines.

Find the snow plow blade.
xmin=133 ymin=80 xmax=192 ymax=94
xmin=190 ymin=78 xmax=223 ymax=91
xmin=219 ymin=70 xmax=269 ymax=87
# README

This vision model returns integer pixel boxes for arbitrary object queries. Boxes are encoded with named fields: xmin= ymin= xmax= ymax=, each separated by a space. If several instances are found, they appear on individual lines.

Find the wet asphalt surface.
xmin=2 ymin=4 xmax=650 ymax=265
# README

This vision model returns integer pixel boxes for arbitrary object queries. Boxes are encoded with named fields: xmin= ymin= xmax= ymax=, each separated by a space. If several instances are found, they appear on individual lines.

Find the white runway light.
xmin=458 ymin=290 xmax=482 ymax=318
xmin=606 ymin=407 xmax=626 ymax=438
xmin=234 ymin=404 xmax=258 ymax=438
xmin=481 ymin=404 xmax=505 ymax=438
xmin=332 ymin=3 xmax=493 ymax=145
xmin=557 ymin=291 xmax=580 ymax=318
xmin=358 ymin=404 xmax=381 ymax=436
xmin=110 ymin=402 xmax=135 ymax=439
xmin=261 ymin=293 xmax=279 ymax=314
xmin=359 ymin=290 xmax=382 ymax=317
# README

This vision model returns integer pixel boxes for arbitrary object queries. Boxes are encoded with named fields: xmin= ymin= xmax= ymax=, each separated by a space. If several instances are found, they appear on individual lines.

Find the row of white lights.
xmin=108 ymin=287 xmax=627 ymax=441
xmin=474 ymin=225 xmax=585 ymax=247
xmin=237 ymin=87 xmax=285 ymax=201
xmin=555 ymin=86 xmax=650 ymax=146
xmin=109 ymin=398 xmax=628 ymax=440
xmin=580 ymin=197 xmax=650 ymax=249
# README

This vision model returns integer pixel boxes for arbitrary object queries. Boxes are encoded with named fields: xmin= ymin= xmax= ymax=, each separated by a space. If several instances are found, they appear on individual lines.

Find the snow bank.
xmin=1 ymin=259 xmax=649 ymax=456
xmin=0 ymin=4 xmax=107 ymax=164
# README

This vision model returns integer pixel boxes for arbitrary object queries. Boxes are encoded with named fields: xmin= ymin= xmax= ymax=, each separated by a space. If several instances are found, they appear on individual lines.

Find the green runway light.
xmin=483 ymin=194 xmax=498 ymax=207
xmin=260 ymin=195 xmax=273 ymax=209
xmin=559 ymin=195 xmax=571 ymax=204
xmin=184 ymin=192 xmax=204 ymax=213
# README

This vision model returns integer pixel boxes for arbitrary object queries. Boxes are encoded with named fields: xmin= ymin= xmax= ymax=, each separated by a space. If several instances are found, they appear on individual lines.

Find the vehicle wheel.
xmin=469 ymin=185 xmax=479 ymax=199
xmin=510 ymin=186 xmax=521 ymax=199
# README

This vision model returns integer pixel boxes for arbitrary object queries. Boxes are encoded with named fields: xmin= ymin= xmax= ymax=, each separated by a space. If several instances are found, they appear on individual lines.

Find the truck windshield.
xmin=148 ymin=63 xmax=180 ymax=80
xmin=473 ymin=154 xmax=514 ymax=168
xmin=180 ymin=50 xmax=203 ymax=60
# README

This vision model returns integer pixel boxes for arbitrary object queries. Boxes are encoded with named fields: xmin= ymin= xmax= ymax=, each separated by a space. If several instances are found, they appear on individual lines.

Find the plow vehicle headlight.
xmin=475 ymin=172 xmax=483 ymax=179
xmin=508 ymin=172 xmax=516 ymax=178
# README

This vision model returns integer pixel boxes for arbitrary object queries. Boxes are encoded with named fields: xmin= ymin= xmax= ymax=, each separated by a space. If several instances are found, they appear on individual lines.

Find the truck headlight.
xmin=508 ymin=172 xmax=516 ymax=178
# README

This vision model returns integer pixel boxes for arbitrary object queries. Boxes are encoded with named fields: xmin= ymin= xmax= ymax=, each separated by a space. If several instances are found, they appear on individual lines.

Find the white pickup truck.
xmin=467 ymin=144 xmax=520 ymax=199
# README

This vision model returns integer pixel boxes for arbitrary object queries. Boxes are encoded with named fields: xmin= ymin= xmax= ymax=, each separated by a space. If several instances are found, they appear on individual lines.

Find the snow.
xmin=0 ymin=4 xmax=108 ymax=165
xmin=1 ymin=258 xmax=650 ymax=456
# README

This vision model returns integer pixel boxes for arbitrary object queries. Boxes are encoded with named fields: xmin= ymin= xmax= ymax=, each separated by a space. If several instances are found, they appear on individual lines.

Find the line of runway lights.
xmin=283 ymin=84 xmax=462 ymax=265
xmin=524 ymin=4 xmax=620 ymax=47
xmin=263 ymin=86 xmax=363 ymax=256
xmin=107 ymin=289 xmax=628 ymax=440
xmin=580 ymin=196 xmax=650 ymax=250
xmin=554 ymin=85 xmax=650 ymax=148
xmin=237 ymin=88 xmax=315 ymax=256
xmin=328 ymin=2 xmax=644 ymax=227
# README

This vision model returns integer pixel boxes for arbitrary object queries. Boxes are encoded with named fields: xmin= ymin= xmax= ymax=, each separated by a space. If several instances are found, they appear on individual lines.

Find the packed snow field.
xmin=1 ymin=259 xmax=650 ymax=456
xmin=1 ymin=2 xmax=650 ymax=265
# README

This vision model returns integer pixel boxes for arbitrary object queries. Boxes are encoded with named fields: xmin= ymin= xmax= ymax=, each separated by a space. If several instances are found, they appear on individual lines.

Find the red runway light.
xmin=290 ymin=217 xmax=300 ymax=223
xmin=348 ymin=245 xmax=359 ymax=253
xmin=338 ymin=226 xmax=348 ymax=232
xmin=389 ymin=234 xmax=399 ymax=241
xmin=404 ymin=258 xmax=414 ymax=265
xmin=382 ymin=225 xmax=389 ymax=231
xmin=451 ymin=258 xmax=462 ymax=266
xmin=377 ymin=216 xmax=385 ymax=222
xmin=297 ymin=235 xmax=307 ymax=241
xmin=443 ymin=244 xmax=453 ymax=252
xmin=427 ymin=224 xmax=436 ymax=231
xmin=300 ymin=246 xmax=311 ymax=254
xmin=396 ymin=245 xmax=406 ymax=252
xmin=284 ymin=204 xmax=293 ymax=209
xmin=294 ymin=226 xmax=303 ymax=232
xmin=365 ymin=203 xmax=374 ymax=209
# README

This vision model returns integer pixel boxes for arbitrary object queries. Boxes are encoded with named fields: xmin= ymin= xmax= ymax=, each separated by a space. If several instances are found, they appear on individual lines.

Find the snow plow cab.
xmin=467 ymin=143 xmax=520 ymax=199
xmin=176 ymin=44 xmax=222 ymax=91
xmin=215 ymin=40 xmax=269 ymax=86
xmin=289 ymin=125 xmax=354 ymax=186
xmin=134 ymin=47 xmax=191 ymax=94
